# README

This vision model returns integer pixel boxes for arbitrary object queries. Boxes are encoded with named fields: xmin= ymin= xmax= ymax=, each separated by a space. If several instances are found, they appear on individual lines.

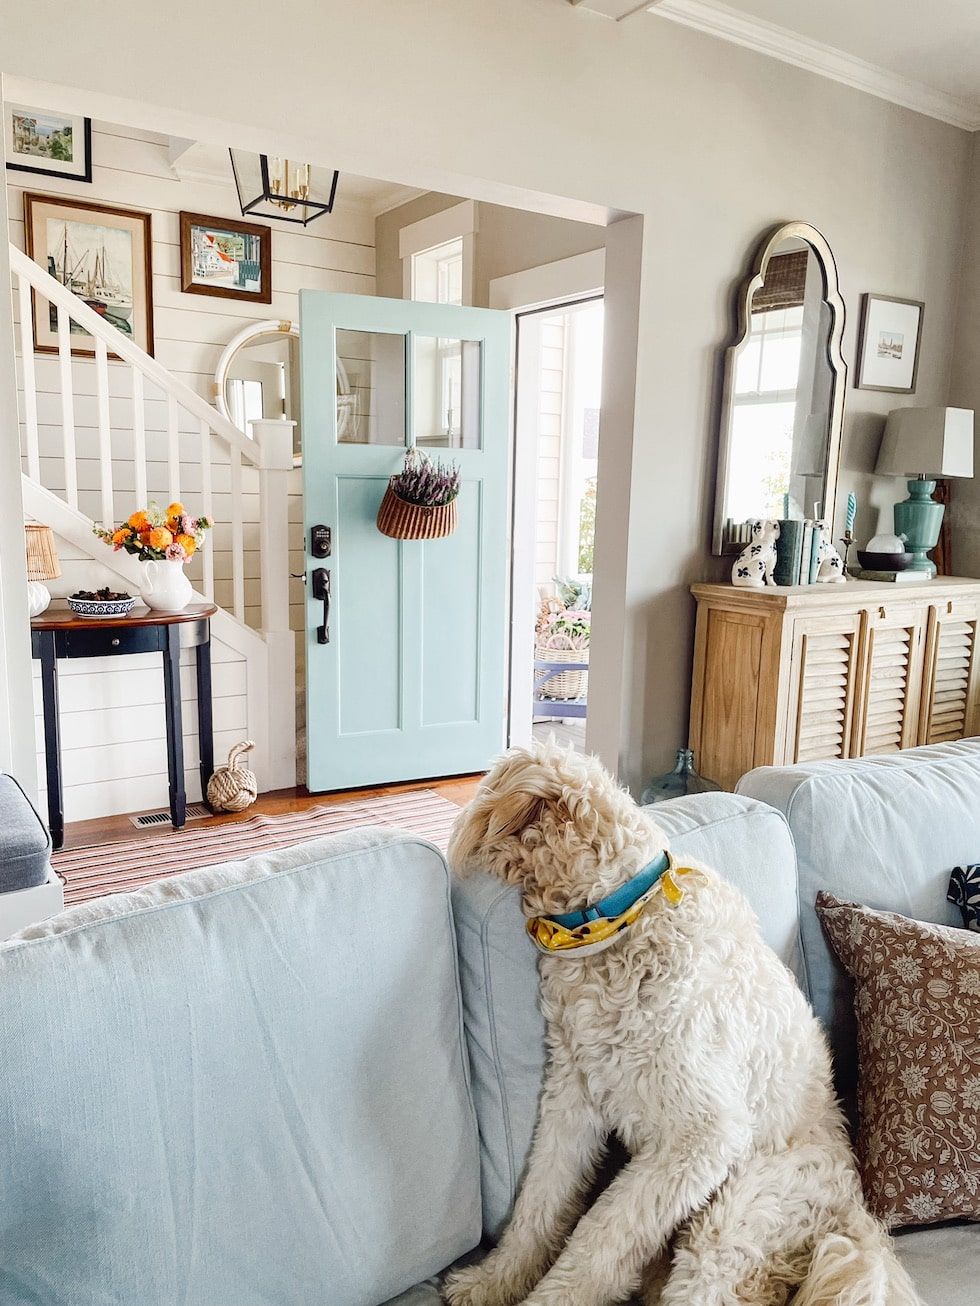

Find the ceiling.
xmin=575 ymin=0 xmax=980 ymax=128
xmin=170 ymin=141 xmax=423 ymax=215
xmin=693 ymin=0 xmax=980 ymax=107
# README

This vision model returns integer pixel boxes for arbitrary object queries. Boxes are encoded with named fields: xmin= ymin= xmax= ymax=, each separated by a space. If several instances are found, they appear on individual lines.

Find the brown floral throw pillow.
xmin=816 ymin=891 xmax=980 ymax=1229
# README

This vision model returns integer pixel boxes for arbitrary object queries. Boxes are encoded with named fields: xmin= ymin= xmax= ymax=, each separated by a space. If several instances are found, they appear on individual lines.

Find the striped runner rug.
xmin=52 ymin=789 xmax=463 ymax=907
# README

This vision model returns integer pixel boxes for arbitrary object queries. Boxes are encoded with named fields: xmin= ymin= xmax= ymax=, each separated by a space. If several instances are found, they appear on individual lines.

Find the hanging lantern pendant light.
xmin=230 ymin=150 xmax=339 ymax=226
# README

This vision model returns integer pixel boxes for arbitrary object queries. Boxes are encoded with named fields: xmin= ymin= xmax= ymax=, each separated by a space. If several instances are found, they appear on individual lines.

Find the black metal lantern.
xmin=229 ymin=150 xmax=339 ymax=226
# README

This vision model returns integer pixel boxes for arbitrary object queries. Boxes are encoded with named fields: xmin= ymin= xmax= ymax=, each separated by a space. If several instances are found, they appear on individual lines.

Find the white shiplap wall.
xmin=10 ymin=121 xmax=377 ymax=820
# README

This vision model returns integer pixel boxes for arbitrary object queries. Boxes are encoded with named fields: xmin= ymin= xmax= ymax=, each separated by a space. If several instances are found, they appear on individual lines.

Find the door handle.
xmin=312 ymin=568 xmax=331 ymax=645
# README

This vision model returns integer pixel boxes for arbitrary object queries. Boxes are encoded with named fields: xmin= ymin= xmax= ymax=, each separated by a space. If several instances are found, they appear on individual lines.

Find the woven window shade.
xmin=25 ymin=524 xmax=62 ymax=581
xmin=752 ymin=250 xmax=809 ymax=313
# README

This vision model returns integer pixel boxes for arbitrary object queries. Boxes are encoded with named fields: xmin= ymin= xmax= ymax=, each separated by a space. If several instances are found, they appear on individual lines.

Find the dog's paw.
xmin=442 ymin=1263 xmax=512 ymax=1306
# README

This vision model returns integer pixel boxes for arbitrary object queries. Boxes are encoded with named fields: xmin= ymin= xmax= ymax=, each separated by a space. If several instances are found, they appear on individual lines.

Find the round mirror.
xmin=713 ymin=222 xmax=847 ymax=554
xmin=214 ymin=319 xmax=354 ymax=460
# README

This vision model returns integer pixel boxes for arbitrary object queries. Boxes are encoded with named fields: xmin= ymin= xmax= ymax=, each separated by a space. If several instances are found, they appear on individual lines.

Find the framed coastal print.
xmin=179 ymin=211 xmax=272 ymax=303
xmin=4 ymin=104 xmax=92 ymax=183
xmin=24 ymin=193 xmax=154 ymax=357
xmin=856 ymin=293 xmax=924 ymax=393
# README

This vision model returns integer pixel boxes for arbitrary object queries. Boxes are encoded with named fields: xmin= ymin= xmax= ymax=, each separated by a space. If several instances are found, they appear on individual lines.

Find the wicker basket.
xmin=376 ymin=483 xmax=458 ymax=540
xmin=535 ymin=644 xmax=590 ymax=700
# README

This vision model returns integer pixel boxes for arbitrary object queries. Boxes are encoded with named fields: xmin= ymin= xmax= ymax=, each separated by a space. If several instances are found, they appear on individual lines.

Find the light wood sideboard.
xmin=689 ymin=578 xmax=980 ymax=791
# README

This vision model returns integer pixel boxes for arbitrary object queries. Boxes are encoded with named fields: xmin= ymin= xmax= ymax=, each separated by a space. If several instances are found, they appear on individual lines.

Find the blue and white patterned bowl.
xmin=67 ymin=595 xmax=138 ymax=619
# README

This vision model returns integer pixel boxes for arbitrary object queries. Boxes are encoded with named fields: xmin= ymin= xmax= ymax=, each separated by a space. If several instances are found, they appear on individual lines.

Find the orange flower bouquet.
xmin=94 ymin=502 xmax=213 ymax=563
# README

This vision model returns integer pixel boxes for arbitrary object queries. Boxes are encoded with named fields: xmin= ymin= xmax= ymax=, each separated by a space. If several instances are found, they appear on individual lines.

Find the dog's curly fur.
xmin=443 ymin=742 xmax=921 ymax=1306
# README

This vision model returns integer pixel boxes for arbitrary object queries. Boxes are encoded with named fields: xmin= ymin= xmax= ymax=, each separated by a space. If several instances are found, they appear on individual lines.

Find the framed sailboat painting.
xmin=24 ymin=193 xmax=154 ymax=357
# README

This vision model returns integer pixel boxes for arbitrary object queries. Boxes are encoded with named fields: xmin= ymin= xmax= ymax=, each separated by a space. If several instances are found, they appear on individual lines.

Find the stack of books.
xmin=850 ymin=568 xmax=921 ymax=583
xmin=773 ymin=519 xmax=823 ymax=586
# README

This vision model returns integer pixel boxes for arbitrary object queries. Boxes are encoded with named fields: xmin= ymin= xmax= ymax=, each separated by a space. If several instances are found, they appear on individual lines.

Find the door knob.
xmin=312 ymin=568 xmax=331 ymax=645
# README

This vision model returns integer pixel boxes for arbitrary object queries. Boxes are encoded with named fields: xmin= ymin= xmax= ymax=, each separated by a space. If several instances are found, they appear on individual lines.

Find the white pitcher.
xmin=139 ymin=559 xmax=192 ymax=612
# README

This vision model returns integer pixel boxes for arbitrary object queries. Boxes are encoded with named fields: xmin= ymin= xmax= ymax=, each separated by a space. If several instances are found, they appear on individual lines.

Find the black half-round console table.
xmin=30 ymin=603 xmax=217 ymax=849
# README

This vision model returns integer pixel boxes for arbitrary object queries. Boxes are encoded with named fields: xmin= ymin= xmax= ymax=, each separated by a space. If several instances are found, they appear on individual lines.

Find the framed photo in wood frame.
xmin=179 ymin=211 xmax=272 ymax=304
xmin=4 ymin=104 xmax=92 ymax=183
xmin=855 ymin=293 xmax=924 ymax=393
xmin=24 ymin=192 xmax=154 ymax=357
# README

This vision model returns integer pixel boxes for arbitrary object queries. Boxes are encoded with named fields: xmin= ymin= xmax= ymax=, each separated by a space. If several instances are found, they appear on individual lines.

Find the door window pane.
xmin=335 ymin=329 xmax=406 ymax=445
xmin=413 ymin=336 xmax=481 ymax=449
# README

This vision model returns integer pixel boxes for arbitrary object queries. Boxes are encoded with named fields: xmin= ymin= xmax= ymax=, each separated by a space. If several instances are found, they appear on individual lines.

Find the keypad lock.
xmin=311 ymin=524 xmax=331 ymax=559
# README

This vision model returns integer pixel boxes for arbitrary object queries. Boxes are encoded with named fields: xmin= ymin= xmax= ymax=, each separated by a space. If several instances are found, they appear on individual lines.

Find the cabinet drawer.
xmin=63 ymin=625 xmax=165 ymax=659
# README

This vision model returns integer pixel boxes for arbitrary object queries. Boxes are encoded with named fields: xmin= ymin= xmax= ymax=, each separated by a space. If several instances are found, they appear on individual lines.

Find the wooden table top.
xmin=31 ymin=602 xmax=218 ymax=632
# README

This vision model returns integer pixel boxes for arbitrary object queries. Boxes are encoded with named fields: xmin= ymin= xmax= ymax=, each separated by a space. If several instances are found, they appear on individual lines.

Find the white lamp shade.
xmin=876 ymin=406 xmax=975 ymax=479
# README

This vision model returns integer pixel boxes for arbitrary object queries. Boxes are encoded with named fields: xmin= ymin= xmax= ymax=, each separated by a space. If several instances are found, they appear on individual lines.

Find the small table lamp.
xmin=25 ymin=524 xmax=61 ymax=617
xmin=875 ymin=407 xmax=975 ymax=576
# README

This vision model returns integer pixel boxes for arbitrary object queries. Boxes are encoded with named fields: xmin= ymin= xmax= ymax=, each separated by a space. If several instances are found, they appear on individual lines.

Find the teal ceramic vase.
xmin=893 ymin=478 xmax=945 ymax=577
xmin=641 ymin=749 xmax=721 ymax=805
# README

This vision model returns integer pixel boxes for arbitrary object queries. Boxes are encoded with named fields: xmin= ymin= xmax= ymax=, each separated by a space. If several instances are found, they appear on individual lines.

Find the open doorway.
xmin=510 ymin=294 xmax=604 ymax=753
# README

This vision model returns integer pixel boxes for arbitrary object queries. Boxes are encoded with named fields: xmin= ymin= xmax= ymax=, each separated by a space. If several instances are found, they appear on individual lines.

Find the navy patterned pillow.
xmin=947 ymin=865 xmax=980 ymax=932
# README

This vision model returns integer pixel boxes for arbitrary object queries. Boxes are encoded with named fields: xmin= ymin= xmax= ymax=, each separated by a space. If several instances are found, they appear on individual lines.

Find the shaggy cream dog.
xmin=443 ymin=742 xmax=920 ymax=1306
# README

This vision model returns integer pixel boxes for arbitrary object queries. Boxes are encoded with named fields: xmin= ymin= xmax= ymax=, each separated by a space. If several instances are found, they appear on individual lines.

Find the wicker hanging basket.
xmin=376 ymin=483 xmax=458 ymax=541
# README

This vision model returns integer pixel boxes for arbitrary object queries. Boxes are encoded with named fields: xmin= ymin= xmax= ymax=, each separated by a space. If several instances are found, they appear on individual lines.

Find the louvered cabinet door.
xmin=918 ymin=600 xmax=980 ymax=745
xmin=786 ymin=613 xmax=862 ymax=765
xmin=852 ymin=604 xmax=926 ymax=757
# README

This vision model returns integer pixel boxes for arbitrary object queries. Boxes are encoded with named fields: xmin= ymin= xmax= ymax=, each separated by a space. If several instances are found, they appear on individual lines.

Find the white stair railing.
xmin=9 ymin=244 xmax=273 ymax=630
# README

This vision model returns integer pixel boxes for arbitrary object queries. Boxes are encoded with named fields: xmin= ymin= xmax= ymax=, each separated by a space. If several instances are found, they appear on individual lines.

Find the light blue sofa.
xmin=1 ymin=741 xmax=977 ymax=1304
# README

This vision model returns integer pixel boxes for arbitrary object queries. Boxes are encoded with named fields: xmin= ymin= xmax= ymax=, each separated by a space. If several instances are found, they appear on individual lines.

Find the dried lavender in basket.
xmin=390 ymin=449 xmax=461 ymax=507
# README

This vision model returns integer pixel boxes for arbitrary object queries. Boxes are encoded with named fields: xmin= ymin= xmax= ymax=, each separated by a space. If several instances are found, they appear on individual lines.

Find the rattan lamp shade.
xmin=25 ymin=524 xmax=61 ymax=581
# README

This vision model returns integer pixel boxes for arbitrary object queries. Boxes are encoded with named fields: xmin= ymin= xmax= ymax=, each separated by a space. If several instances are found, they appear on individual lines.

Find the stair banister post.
xmin=251 ymin=418 xmax=297 ymax=791
xmin=252 ymin=419 xmax=294 ymax=637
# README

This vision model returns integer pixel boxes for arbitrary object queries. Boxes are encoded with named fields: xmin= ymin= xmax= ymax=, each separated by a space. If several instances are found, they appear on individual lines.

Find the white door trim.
xmin=489 ymin=248 xmax=605 ymax=311
xmin=489 ymin=250 xmax=605 ymax=752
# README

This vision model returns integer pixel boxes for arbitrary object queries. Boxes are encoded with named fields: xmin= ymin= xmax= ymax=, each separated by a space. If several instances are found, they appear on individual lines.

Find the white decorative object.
xmin=866 ymin=533 xmax=905 ymax=553
xmin=27 ymin=582 xmax=51 ymax=617
xmin=139 ymin=559 xmax=193 ymax=612
xmin=732 ymin=520 xmax=780 ymax=588
xmin=814 ymin=520 xmax=846 ymax=583
xmin=207 ymin=741 xmax=258 ymax=813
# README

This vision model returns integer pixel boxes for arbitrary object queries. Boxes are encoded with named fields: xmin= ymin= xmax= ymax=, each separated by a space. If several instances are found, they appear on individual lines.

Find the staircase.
xmin=9 ymin=244 xmax=296 ymax=819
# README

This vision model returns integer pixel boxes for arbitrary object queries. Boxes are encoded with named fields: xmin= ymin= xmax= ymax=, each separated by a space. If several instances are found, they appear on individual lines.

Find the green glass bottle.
xmin=640 ymin=749 xmax=720 ymax=806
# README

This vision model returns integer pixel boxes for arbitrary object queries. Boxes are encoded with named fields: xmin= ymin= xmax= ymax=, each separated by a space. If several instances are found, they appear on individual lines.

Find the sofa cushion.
xmin=0 ymin=773 xmax=52 ymax=893
xmin=893 ymin=1223 xmax=977 ymax=1306
xmin=0 ymin=828 xmax=481 ymax=1306
xmin=738 ymin=739 xmax=980 ymax=1095
xmin=817 ymin=892 xmax=980 ymax=1228
xmin=452 ymin=791 xmax=800 ymax=1239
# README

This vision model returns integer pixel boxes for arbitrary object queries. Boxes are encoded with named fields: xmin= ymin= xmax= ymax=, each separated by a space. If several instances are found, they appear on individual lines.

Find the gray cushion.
xmin=893 ymin=1223 xmax=977 ymax=1305
xmin=0 ymin=828 xmax=481 ymax=1306
xmin=0 ymin=774 xmax=51 ymax=893
xmin=452 ymin=792 xmax=800 ymax=1239
xmin=738 ymin=739 xmax=980 ymax=1094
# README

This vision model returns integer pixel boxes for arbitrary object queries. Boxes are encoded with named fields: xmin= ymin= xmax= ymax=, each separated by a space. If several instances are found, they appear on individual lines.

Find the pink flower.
xmin=181 ymin=515 xmax=198 ymax=534
xmin=165 ymin=542 xmax=186 ymax=561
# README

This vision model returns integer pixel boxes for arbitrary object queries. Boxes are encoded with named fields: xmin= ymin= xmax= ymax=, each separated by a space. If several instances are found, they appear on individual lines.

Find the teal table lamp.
xmin=875 ymin=407 xmax=975 ymax=576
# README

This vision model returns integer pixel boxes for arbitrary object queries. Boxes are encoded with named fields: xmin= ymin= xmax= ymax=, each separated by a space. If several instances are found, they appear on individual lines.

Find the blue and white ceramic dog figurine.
xmin=732 ymin=520 xmax=780 ymax=588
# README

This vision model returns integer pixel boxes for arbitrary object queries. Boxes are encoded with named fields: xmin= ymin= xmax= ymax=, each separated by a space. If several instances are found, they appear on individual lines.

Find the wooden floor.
xmin=61 ymin=773 xmax=484 ymax=851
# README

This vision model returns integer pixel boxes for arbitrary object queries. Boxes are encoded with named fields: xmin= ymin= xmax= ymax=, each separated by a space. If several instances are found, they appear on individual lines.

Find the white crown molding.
xmin=646 ymin=0 xmax=980 ymax=132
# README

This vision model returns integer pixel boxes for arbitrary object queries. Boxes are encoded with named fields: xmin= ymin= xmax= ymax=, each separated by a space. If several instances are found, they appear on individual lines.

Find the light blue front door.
xmin=300 ymin=291 xmax=511 ymax=791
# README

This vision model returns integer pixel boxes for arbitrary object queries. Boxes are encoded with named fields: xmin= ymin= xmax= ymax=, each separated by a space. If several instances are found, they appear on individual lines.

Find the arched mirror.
xmin=214 ymin=319 xmax=356 ymax=460
xmin=713 ymin=221 xmax=847 ymax=555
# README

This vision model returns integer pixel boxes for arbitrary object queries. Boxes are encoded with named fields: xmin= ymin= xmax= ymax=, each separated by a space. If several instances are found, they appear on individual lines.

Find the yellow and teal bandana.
xmin=526 ymin=851 xmax=693 ymax=957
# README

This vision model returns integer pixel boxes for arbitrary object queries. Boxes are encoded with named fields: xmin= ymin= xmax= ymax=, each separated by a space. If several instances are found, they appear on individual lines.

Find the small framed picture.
xmin=179 ymin=211 xmax=272 ymax=303
xmin=4 ymin=104 xmax=92 ymax=183
xmin=856 ymin=293 xmax=924 ymax=393
xmin=24 ymin=192 xmax=154 ymax=357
